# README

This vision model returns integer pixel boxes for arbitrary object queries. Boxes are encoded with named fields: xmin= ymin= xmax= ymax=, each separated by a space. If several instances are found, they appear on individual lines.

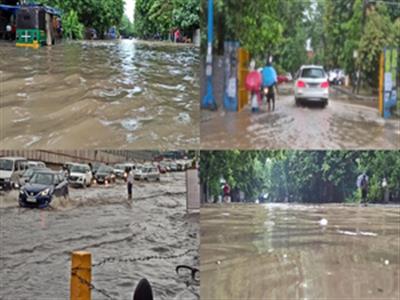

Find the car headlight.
xmin=20 ymin=189 xmax=25 ymax=194
xmin=40 ymin=188 xmax=50 ymax=196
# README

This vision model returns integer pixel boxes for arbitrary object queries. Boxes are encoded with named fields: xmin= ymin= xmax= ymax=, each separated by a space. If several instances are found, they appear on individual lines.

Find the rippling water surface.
xmin=201 ymin=203 xmax=400 ymax=300
xmin=0 ymin=40 xmax=199 ymax=148
xmin=0 ymin=172 xmax=199 ymax=299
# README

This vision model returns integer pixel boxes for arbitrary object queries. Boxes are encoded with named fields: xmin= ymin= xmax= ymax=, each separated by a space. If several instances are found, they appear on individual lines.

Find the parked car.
xmin=18 ymin=166 xmax=49 ymax=187
xmin=134 ymin=165 xmax=160 ymax=181
xmin=27 ymin=161 xmax=46 ymax=168
xmin=0 ymin=157 xmax=29 ymax=191
xmin=68 ymin=164 xmax=93 ymax=188
xmin=19 ymin=171 xmax=69 ymax=208
xmin=94 ymin=165 xmax=116 ymax=185
xmin=169 ymin=161 xmax=178 ymax=172
xmin=294 ymin=65 xmax=329 ymax=107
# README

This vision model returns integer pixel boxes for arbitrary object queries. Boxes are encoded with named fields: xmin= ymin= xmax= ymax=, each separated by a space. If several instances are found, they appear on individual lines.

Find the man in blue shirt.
xmin=262 ymin=60 xmax=278 ymax=111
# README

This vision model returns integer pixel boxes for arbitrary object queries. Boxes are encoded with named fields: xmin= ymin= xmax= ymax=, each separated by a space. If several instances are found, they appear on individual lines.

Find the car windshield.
xmin=23 ymin=168 xmax=35 ymax=177
xmin=70 ymin=165 xmax=87 ymax=173
xmin=0 ymin=159 xmax=13 ymax=171
xmin=30 ymin=173 xmax=54 ymax=185
xmin=98 ymin=166 xmax=111 ymax=173
xmin=301 ymin=68 xmax=325 ymax=79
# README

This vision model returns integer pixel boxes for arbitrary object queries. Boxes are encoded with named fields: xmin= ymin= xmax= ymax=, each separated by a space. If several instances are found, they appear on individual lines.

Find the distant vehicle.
xmin=0 ymin=157 xmax=29 ymax=191
xmin=68 ymin=164 xmax=93 ymax=188
xmin=18 ymin=166 xmax=49 ymax=187
xmin=169 ymin=161 xmax=178 ymax=172
xmin=134 ymin=166 xmax=160 ymax=181
xmin=92 ymin=162 xmax=104 ymax=176
xmin=27 ymin=161 xmax=46 ymax=168
xmin=157 ymin=163 xmax=167 ymax=174
xmin=277 ymin=74 xmax=290 ymax=84
xmin=94 ymin=165 xmax=116 ymax=185
xmin=19 ymin=171 xmax=69 ymax=208
xmin=329 ymin=69 xmax=345 ymax=85
xmin=294 ymin=65 xmax=329 ymax=107
xmin=113 ymin=163 xmax=135 ymax=179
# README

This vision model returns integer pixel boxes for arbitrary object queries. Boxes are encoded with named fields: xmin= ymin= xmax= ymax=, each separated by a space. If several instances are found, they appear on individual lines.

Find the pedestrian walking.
xmin=127 ymin=167 xmax=134 ymax=200
xmin=357 ymin=172 xmax=369 ymax=204
xmin=245 ymin=59 xmax=262 ymax=113
xmin=261 ymin=59 xmax=278 ymax=111
xmin=223 ymin=182 xmax=231 ymax=203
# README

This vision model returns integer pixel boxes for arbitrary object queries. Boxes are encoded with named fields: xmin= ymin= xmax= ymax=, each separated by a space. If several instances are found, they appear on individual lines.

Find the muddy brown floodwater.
xmin=201 ymin=203 xmax=400 ymax=300
xmin=0 ymin=40 xmax=199 ymax=149
xmin=0 ymin=172 xmax=199 ymax=300
xmin=201 ymin=92 xmax=400 ymax=150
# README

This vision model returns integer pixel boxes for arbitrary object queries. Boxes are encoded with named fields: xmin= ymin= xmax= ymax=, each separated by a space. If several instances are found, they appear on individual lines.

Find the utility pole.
xmin=202 ymin=0 xmax=217 ymax=110
xmin=356 ymin=0 xmax=369 ymax=94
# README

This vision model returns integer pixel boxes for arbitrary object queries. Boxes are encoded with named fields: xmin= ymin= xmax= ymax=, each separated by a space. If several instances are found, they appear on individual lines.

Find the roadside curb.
xmin=331 ymin=86 xmax=377 ymax=102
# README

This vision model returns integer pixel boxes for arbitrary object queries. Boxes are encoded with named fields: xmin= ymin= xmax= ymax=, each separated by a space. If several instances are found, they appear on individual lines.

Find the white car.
xmin=0 ymin=157 xmax=29 ymax=190
xmin=27 ymin=161 xmax=46 ymax=168
xmin=113 ymin=163 xmax=135 ymax=179
xmin=68 ymin=164 xmax=93 ymax=188
xmin=134 ymin=165 xmax=160 ymax=181
xmin=294 ymin=65 xmax=329 ymax=107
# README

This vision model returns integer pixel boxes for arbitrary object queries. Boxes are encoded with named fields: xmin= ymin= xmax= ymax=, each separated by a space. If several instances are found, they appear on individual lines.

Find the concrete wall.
xmin=186 ymin=168 xmax=200 ymax=212
xmin=0 ymin=150 xmax=126 ymax=166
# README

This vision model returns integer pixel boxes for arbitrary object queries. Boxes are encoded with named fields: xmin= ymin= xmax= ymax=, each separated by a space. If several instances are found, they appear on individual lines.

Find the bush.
xmin=63 ymin=10 xmax=84 ymax=40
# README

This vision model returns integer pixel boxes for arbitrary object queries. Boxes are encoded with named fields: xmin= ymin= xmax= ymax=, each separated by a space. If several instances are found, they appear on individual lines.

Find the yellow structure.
xmin=379 ymin=52 xmax=384 ymax=116
xmin=70 ymin=251 xmax=92 ymax=300
xmin=16 ymin=41 xmax=40 ymax=49
xmin=237 ymin=48 xmax=250 ymax=112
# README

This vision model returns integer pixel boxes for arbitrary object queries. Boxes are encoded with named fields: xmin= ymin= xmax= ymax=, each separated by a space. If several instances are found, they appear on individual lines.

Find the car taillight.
xmin=297 ymin=80 xmax=306 ymax=88
xmin=321 ymin=82 xmax=329 ymax=88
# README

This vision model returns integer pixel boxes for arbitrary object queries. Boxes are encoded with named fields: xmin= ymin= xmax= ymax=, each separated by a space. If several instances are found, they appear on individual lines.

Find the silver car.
xmin=294 ymin=65 xmax=329 ymax=107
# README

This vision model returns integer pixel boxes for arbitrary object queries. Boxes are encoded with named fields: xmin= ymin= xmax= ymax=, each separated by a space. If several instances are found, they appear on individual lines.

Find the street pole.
xmin=202 ymin=0 xmax=217 ymax=110
xmin=356 ymin=0 xmax=369 ymax=94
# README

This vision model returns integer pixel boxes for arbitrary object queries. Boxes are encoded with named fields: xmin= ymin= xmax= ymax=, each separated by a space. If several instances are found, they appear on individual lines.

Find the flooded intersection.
xmin=0 ymin=172 xmax=199 ymax=300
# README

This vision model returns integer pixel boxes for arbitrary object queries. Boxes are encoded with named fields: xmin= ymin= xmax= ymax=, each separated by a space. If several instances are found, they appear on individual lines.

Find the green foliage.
xmin=38 ymin=0 xmax=124 ymax=39
xmin=134 ymin=0 xmax=199 ymax=39
xmin=119 ymin=15 xmax=134 ymax=37
xmin=62 ymin=10 xmax=84 ymax=40
xmin=201 ymin=151 xmax=400 ymax=203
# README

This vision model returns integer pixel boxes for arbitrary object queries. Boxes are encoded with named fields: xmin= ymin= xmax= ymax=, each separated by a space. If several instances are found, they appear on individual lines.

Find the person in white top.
xmin=127 ymin=167 xmax=134 ymax=200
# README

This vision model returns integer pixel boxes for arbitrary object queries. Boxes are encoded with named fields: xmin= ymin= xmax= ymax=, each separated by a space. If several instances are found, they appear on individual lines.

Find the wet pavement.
xmin=0 ymin=40 xmax=199 ymax=149
xmin=201 ymin=88 xmax=400 ymax=150
xmin=201 ymin=203 xmax=400 ymax=300
xmin=0 ymin=172 xmax=199 ymax=300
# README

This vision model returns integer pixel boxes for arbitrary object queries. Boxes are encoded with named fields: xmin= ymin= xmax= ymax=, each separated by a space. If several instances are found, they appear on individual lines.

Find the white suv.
xmin=0 ymin=157 xmax=29 ymax=190
xmin=68 ymin=164 xmax=93 ymax=188
xmin=294 ymin=65 xmax=329 ymax=107
xmin=134 ymin=165 xmax=160 ymax=181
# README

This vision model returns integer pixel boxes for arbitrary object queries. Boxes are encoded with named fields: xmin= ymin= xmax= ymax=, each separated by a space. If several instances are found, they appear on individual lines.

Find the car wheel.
xmin=295 ymin=98 xmax=300 ymax=106
xmin=322 ymin=99 xmax=328 ymax=108
xmin=83 ymin=181 xmax=86 ymax=189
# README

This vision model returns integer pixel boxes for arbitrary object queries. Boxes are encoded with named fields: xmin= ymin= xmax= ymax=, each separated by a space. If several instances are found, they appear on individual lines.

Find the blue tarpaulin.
xmin=0 ymin=4 xmax=61 ymax=16
xmin=0 ymin=4 xmax=19 ymax=14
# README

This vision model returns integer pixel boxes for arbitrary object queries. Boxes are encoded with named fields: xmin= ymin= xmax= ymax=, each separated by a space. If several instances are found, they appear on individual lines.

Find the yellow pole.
xmin=379 ymin=51 xmax=384 ymax=116
xmin=70 ymin=251 xmax=92 ymax=300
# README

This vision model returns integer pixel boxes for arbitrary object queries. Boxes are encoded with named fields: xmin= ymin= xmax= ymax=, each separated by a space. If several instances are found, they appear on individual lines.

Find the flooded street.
xmin=201 ymin=204 xmax=400 ymax=300
xmin=0 ymin=40 xmax=199 ymax=149
xmin=0 ymin=172 xmax=199 ymax=300
xmin=201 ymin=92 xmax=400 ymax=150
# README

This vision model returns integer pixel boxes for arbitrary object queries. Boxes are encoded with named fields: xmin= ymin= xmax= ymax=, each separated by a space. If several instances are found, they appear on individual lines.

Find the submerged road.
xmin=201 ymin=90 xmax=400 ymax=149
xmin=0 ymin=172 xmax=199 ymax=300
xmin=0 ymin=40 xmax=199 ymax=149
xmin=201 ymin=203 xmax=400 ymax=300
